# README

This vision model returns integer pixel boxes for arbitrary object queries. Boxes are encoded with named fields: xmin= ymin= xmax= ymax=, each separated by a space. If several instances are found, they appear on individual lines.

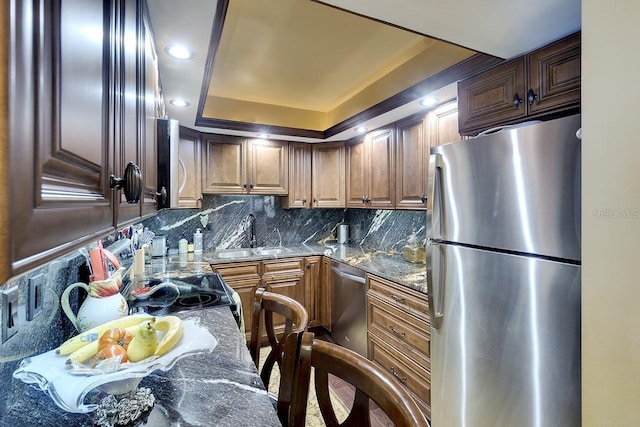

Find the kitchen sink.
xmin=215 ymin=249 xmax=253 ymax=259
xmin=254 ymin=247 xmax=288 ymax=256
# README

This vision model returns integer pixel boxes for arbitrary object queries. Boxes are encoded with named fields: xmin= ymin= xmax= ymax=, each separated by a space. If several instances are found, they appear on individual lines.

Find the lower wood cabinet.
xmin=212 ymin=256 xmax=318 ymax=341
xmin=366 ymin=273 xmax=431 ymax=420
xmin=262 ymin=258 xmax=305 ymax=337
xmin=211 ymin=261 xmax=261 ymax=340
xmin=304 ymin=256 xmax=322 ymax=327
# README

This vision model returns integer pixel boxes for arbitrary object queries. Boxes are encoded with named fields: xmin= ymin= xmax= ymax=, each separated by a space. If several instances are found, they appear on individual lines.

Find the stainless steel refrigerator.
xmin=426 ymin=115 xmax=581 ymax=426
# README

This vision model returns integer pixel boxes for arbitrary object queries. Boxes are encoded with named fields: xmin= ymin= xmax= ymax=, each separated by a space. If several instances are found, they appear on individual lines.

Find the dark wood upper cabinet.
xmin=458 ymin=32 xmax=580 ymax=135
xmin=5 ymin=0 xmax=160 ymax=282
xmin=8 ymin=0 xmax=114 ymax=277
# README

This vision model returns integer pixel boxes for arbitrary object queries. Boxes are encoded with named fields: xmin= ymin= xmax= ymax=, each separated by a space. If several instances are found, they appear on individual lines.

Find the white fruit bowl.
xmin=13 ymin=317 xmax=217 ymax=413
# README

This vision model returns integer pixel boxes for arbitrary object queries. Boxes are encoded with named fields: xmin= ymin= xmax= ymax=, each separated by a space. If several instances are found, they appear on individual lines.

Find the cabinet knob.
xmin=250 ymin=183 xmax=254 ymax=189
xmin=513 ymin=93 xmax=523 ymax=109
xmin=420 ymin=193 xmax=427 ymax=204
xmin=527 ymin=88 xmax=538 ymax=105
xmin=110 ymin=161 xmax=142 ymax=204
xmin=156 ymin=186 xmax=168 ymax=207
xmin=364 ymin=196 xmax=371 ymax=203
xmin=313 ymin=198 xmax=317 ymax=205
xmin=362 ymin=196 xmax=366 ymax=203
xmin=242 ymin=183 xmax=247 ymax=189
xmin=302 ymin=198 xmax=307 ymax=204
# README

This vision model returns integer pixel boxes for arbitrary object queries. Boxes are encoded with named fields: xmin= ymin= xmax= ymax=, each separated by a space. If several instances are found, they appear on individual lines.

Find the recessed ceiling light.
xmin=165 ymin=44 xmax=192 ymax=60
xmin=355 ymin=126 xmax=367 ymax=134
xmin=420 ymin=97 xmax=439 ymax=107
xmin=170 ymin=99 xmax=189 ymax=107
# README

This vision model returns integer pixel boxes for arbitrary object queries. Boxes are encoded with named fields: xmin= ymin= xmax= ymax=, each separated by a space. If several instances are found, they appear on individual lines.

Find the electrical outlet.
xmin=2 ymin=286 xmax=20 ymax=343
xmin=27 ymin=274 xmax=44 ymax=321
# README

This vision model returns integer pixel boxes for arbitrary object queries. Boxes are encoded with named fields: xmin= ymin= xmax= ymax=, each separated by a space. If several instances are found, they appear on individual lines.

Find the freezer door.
xmin=429 ymin=244 xmax=580 ymax=427
xmin=428 ymin=115 xmax=581 ymax=261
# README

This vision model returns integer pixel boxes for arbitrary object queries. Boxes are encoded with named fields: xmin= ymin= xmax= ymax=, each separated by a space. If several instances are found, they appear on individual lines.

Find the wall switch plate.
xmin=2 ymin=287 xmax=20 ymax=343
xmin=27 ymin=274 xmax=44 ymax=321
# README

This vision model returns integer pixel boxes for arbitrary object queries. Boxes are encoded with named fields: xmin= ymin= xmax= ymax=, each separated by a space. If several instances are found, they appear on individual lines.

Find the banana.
xmin=66 ymin=325 xmax=140 ymax=365
xmin=57 ymin=313 xmax=153 ymax=356
xmin=153 ymin=315 xmax=184 ymax=356
xmin=127 ymin=319 xmax=158 ymax=362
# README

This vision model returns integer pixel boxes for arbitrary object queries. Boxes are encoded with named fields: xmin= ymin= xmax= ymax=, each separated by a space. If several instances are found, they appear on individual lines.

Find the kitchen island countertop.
xmin=2 ymin=308 xmax=281 ymax=427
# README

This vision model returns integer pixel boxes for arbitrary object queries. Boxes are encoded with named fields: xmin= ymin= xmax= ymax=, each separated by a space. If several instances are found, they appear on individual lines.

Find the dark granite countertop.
xmin=133 ymin=243 xmax=427 ymax=294
xmin=2 ymin=308 xmax=281 ymax=427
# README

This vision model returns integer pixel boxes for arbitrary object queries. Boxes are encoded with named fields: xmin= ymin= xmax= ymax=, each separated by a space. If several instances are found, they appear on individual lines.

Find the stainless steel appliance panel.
xmin=330 ymin=261 xmax=367 ymax=357
xmin=428 ymin=115 xmax=581 ymax=261
xmin=429 ymin=243 xmax=581 ymax=427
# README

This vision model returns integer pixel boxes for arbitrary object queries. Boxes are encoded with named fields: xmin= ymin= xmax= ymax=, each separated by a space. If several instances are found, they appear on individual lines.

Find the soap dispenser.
xmin=194 ymin=228 xmax=203 ymax=253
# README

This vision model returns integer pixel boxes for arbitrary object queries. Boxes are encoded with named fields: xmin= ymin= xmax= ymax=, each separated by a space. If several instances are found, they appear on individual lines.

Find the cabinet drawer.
xmin=211 ymin=262 xmax=261 ymax=281
xmin=367 ymin=274 xmax=429 ymax=322
xmin=368 ymin=332 xmax=431 ymax=407
xmin=262 ymin=258 xmax=304 ymax=277
xmin=368 ymin=296 xmax=430 ymax=365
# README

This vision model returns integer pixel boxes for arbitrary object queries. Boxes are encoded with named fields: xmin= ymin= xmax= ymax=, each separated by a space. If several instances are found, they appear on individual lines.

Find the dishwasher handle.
xmin=331 ymin=266 xmax=366 ymax=284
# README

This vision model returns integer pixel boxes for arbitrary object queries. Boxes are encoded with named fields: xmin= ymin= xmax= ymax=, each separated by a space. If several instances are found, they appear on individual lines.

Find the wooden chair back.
xmin=248 ymin=287 xmax=308 ymax=390
xmin=283 ymin=331 xmax=430 ymax=427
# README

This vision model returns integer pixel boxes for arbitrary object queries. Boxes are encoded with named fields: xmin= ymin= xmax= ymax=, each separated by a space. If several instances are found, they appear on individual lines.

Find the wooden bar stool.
xmin=248 ymin=287 xmax=309 ymax=391
xmin=281 ymin=331 xmax=430 ymax=427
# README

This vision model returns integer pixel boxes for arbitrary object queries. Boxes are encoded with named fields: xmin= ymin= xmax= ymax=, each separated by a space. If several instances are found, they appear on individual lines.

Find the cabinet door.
xmin=227 ymin=278 xmax=259 ymax=339
xmin=458 ymin=57 xmax=527 ymax=135
xmin=428 ymin=101 xmax=463 ymax=147
xmin=9 ymin=0 xmax=113 ymax=275
xmin=211 ymin=261 xmax=261 ymax=340
xmin=527 ymin=31 xmax=581 ymax=115
xmin=202 ymin=135 xmax=246 ymax=193
xmin=178 ymin=127 xmax=202 ymax=208
xmin=304 ymin=256 xmax=322 ymax=327
xmin=140 ymin=11 xmax=159 ymax=218
xmin=319 ymin=257 xmax=332 ymax=330
xmin=248 ymin=139 xmax=288 ymax=194
xmin=395 ymin=115 xmax=428 ymax=209
xmin=263 ymin=275 xmax=305 ymax=332
xmin=115 ymin=0 xmax=143 ymax=226
xmin=367 ymin=127 xmax=395 ymax=209
xmin=312 ymin=142 xmax=345 ymax=208
xmin=345 ymin=138 xmax=368 ymax=208
xmin=282 ymin=143 xmax=311 ymax=208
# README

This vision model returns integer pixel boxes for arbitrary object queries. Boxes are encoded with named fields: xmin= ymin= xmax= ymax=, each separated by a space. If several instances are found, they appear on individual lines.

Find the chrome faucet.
xmin=246 ymin=213 xmax=257 ymax=248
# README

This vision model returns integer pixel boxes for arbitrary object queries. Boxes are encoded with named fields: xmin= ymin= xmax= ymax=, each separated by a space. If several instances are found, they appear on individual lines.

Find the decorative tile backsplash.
xmin=0 ymin=194 xmax=425 ymax=418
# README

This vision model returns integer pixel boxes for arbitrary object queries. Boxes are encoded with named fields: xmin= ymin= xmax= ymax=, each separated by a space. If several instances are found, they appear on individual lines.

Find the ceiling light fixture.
xmin=420 ymin=97 xmax=439 ymax=107
xmin=355 ymin=126 xmax=367 ymax=134
xmin=165 ymin=44 xmax=192 ymax=60
xmin=170 ymin=99 xmax=189 ymax=107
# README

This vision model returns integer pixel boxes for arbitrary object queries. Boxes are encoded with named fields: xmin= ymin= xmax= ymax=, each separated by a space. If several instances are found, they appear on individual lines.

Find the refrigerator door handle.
xmin=427 ymin=153 xmax=443 ymax=239
xmin=426 ymin=242 xmax=445 ymax=330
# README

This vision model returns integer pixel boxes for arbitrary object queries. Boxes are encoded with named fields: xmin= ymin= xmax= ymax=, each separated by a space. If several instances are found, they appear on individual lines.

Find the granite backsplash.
xmin=140 ymin=195 xmax=426 ymax=253
xmin=0 ymin=194 xmax=425 ymax=419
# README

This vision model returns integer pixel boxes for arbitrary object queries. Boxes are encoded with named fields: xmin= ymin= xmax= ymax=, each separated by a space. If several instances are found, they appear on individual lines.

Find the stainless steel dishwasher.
xmin=330 ymin=260 xmax=367 ymax=357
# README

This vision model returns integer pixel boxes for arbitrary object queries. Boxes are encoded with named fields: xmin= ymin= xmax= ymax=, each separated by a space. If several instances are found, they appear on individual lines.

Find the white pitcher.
xmin=61 ymin=269 xmax=128 ymax=332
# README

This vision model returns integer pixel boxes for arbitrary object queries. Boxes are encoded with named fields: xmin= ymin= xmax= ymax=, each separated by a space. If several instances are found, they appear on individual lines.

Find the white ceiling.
xmin=146 ymin=0 xmax=581 ymax=142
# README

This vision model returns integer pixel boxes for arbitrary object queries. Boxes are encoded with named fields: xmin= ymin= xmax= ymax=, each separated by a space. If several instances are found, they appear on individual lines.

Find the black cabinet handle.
xmin=110 ymin=161 xmax=142 ymax=203
xmin=242 ymin=183 xmax=247 ymax=189
xmin=420 ymin=193 xmax=427 ymax=204
xmin=513 ymin=93 xmax=523 ymax=109
xmin=156 ymin=186 xmax=167 ymax=207
xmin=302 ymin=198 xmax=307 ymax=204
xmin=527 ymin=88 xmax=538 ymax=105
xmin=250 ymin=183 xmax=254 ymax=189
